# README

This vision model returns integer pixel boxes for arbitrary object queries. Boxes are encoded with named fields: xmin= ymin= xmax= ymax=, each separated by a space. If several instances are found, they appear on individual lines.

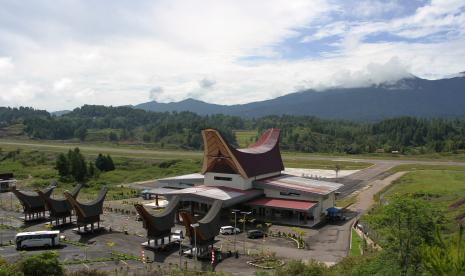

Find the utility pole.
xmin=1 ymin=216 xmax=3 ymax=246
xmin=191 ymin=223 xmax=199 ymax=270
xmin=241 ymin=211 xmax=251 ymax=254
xmin=178 ymin=234 xmax=184 ymax=269
xmin=232 ymin=209 xmax=240 ymax=254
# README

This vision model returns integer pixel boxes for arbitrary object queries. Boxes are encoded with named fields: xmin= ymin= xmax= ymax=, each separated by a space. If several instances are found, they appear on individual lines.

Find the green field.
xmin=378 ymin=169 xmax=465 ymax=233
xmin=388 ymin=164 xmax=465 ymax=173
xmin=350 ymin=229 xmax=363 ymax=256
xmin=0 ymin=144 xmax=201 ymax=199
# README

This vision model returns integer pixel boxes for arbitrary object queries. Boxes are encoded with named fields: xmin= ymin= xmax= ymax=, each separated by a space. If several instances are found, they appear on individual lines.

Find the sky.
xmin=0 ymin=0 xmax=465 ymax=111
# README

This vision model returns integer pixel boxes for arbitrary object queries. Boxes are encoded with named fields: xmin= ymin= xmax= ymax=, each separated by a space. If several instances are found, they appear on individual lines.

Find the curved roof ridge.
xmin=201 ymin=128 xmax=284 ymax=178
xmin=237 ymin=128 xmax=280 ymax=154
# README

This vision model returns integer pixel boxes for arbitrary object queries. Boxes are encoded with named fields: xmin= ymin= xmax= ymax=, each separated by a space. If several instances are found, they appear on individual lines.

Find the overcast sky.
xmin=1 ymin=0 xmax=465 ymax=111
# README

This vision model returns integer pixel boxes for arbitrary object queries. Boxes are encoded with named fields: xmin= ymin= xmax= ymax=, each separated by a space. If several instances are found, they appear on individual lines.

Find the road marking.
xmin=121 ymin=260 xmax=129 ymax=266
xmin=82 ymin=263 xmax=90 ymax=269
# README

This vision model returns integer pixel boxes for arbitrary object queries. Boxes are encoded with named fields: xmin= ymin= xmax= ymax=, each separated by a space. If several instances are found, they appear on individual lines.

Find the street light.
xmin=190 ymin=223 xmax=199 ymax=268
xmin=231 ymin=209 xmax=240 ymax=255
xmin=1 ymin=216 xmax=3 ymax=246
xmin=240 ymin=211 xmax=251 ymax=254
xmin=178 ymin=236 xmax=184 ymax=269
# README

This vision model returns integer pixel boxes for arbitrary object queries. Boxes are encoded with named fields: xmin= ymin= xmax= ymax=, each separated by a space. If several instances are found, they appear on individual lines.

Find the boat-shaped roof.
xmin=201 ymin=128 xmax=284 ymax=178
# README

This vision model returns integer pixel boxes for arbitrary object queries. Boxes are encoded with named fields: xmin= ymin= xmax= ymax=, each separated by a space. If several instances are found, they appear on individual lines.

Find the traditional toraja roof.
xmin=201 ymin=128 xmax=284 ymax=178
xmin=64 ymin=187 xmax=107 ymax=224
xmin=254 ymin=174 xmax=343 ymax=196
xmin=179 ymin=200 xmax=223 ymax=244
xmin=246 ymin=197 xmax=318 ymax=211
xmin=38 ymin=184 xmax=82 ymax=219
xmin=11 ymin=186 xmax=55 ymax=213
xmin=134 ymin=196 xmax=180 ymax=239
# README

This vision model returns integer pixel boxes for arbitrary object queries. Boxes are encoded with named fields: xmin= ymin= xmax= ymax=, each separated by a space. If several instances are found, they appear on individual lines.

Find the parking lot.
xmin=0 ymin=191 xmax=354 ymax=274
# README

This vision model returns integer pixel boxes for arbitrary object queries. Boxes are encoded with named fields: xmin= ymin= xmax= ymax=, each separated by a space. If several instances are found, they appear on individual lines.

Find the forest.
xmin=1 ymin=105 xmax=465 ymax=154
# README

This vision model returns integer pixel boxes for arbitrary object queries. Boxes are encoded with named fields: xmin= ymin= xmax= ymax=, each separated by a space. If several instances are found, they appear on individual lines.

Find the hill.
xmin=135 ymin=75 xmax=465 ymax=120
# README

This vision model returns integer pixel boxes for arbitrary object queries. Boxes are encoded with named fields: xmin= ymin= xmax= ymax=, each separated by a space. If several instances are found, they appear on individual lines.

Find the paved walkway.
xmin=349 ymin=171 xmax=407 ymax=214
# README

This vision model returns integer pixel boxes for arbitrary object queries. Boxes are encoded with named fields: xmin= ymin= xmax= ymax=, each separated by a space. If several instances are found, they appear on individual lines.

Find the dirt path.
xmin=349 ymin=171 xmax=407 ymax=214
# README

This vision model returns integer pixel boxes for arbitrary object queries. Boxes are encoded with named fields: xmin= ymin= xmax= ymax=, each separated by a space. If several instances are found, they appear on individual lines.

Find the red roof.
xmin=202 ymin=128 xmax=284 ymax=178
xmin=246 ymin=197 xmax=317 ymax=211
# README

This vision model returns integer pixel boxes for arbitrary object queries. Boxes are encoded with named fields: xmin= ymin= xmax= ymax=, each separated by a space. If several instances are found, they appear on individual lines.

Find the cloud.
xmin=53 ymin=78 xmax=72 ymax=91
xmin=199 ymin=78 xmax=216 ymax=89
xmin=149 ymin=86 xmax=165 ymax=102
xmin=0 ymin=0 xmax=463 ymax=110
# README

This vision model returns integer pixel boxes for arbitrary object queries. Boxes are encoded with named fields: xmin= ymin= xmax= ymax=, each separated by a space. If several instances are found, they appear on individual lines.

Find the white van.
xmin=15 ymin=230 xmax=60 ymax=250
xmin=220 ymin=226 xmax=240 ymax=235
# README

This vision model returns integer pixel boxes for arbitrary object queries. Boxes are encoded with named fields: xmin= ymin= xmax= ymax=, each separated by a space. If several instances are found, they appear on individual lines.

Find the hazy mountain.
xmin=136 ymin=98 xmax=225 ymax=115
xmin=135 ymin=75 xmax=465 ymax=120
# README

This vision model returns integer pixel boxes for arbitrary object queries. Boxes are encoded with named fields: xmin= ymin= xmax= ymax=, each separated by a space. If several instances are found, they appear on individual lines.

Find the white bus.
xmin=15 ymin=230 xmax=60 ymax=250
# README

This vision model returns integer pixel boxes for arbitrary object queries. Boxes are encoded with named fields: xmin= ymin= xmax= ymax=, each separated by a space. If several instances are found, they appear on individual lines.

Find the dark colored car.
xmin=247 ymin=230 xmax=267 ymax=239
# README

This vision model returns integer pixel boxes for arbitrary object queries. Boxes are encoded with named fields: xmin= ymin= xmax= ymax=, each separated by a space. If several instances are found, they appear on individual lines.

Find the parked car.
xmin=220 ymin=226 xmax=241 ymax=235
xmin=247 ymin=230 xmax=267 ymax=239
xmin=172 ymin=229 xmax=184 ymax=240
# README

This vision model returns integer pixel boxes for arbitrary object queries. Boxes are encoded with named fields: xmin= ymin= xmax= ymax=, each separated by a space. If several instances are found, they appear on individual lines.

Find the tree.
xmin=74 ymin=126 xmax=87 ymax=141
xmin=55 ymin=153 xmax=69 ymax=178
xmin=106 ymin=155 xmax=115 ymax=171
xmin=68 ymin=148 xmax=87 ymax=182
xmin=95 ymin=154 xmax=115 ymax=172
xmin=421 ymin=224 xmax=465 ymax=275
xmin=88 ymin=161 xmax=96 ymax=178
xmin=0 ymin=257 xmax=21 ymax=276
xmin=366 ymin=195 xmax=440 ymax=274
xmin=19 ymin=251 xmax=64 ymax=276
xmin=108 ymin=132 xmax=118 ymax=142
xmin=95 ymin=154 xmax=105 ymax=172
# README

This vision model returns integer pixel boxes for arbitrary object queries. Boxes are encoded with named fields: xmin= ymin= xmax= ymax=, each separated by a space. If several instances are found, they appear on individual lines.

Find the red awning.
xmin=246 ymin=197 xmax=317 ymax=211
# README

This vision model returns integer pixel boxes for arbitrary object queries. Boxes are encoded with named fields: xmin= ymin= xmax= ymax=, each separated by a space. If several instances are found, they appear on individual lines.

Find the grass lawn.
xmin=350 ymin=229 xmax=362 ymax=256
xmin=378 ymin=169 xmax=465 ymax=234
xmin=388 ymin=164 xmax=465 ymax=173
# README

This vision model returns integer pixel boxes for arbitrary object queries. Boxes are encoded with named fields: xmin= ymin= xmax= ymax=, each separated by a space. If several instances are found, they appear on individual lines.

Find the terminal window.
xmin=214 ymin=176 xmax=233 ymax=181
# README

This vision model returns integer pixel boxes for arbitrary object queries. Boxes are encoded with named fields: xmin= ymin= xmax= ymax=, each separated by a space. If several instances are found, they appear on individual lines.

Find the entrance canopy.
xmin=246 ymin=197 xmax=317 ymax=212
xmin=164 ymin=185 xmax=263 ymax=207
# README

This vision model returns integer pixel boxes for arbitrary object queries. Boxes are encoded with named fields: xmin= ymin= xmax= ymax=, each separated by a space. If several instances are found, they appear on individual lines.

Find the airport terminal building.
xmin=147 ymin=128 xmax=342 ymax=227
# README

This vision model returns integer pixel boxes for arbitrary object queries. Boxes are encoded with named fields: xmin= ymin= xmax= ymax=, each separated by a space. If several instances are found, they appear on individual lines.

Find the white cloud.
xmin=53 ymin=78 xmax=72 ymax=91
xmin=199 ymin=78 xmax=216 ymax=89
xmin=0 ymin=0 xmax=464 ymax=110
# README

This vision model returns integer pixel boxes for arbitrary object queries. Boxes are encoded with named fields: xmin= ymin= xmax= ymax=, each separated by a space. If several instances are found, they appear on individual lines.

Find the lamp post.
xmin=1 ymin=216 xmax=3 ymax=246
xmin=231 ymin=209 xmax=240 ymax=254
xmin=190 ymin=223 xmax=199 ymax=269
xmin=178 ymin=236 xmax=184 ymax=269
xmin=240 ymin=211 xmax=251 ymax=254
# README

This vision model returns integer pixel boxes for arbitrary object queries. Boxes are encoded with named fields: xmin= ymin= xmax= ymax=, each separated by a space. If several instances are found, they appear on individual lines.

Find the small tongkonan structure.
xmin=134 ymin=196 xmax=180 ymax=248
xmin=11 ymin=186 xmax=55 ymax=221
xmin=38 ymin=183 xmax=83 ymax=227
xmin=64 ymin=186 xmax=108 ymax=233
xmin=179 ymin=200 xmax=223 ymax=256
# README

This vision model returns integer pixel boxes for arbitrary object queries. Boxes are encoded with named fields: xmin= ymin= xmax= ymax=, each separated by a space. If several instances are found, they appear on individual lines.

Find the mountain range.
xmin=134 ymin=74 xmax=465 ymax=121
